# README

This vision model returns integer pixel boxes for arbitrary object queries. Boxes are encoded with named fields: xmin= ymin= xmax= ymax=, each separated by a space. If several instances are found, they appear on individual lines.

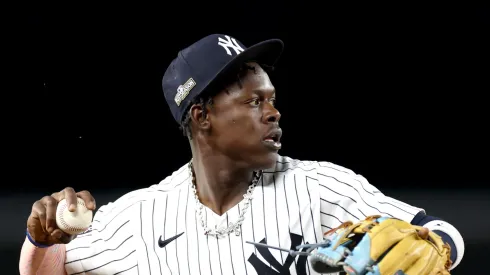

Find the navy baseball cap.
xmin=162 ymin=34 xmax=284 ymax=124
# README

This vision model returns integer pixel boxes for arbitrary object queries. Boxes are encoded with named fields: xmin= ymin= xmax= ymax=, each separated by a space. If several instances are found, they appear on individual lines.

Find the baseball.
xmin=56 ymin=197 xmax=93 ymax=235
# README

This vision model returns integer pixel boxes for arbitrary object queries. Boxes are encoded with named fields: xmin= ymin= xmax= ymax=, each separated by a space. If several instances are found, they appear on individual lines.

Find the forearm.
xmin=19 ymin=237 xmax=67 ymax=275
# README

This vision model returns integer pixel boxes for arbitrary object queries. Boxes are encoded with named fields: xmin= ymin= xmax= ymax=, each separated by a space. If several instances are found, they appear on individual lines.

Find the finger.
xmin=77 ymin=190 xmax=96 ymax=210
xmin=43 ymin=196 xmax=58 ymax=233
xmin=50 ymin=190 xmax=65 ymax=202
xmin=50 ymin=229 xmax=76 ymax=244
xmin=367 ymin=236 xmax=426 ymax=275
xmin=343 ymin=221 xmax=415 ymax=275
xmin=31 ymin=200 xmax=48 ymax=233
xmin=403 ymin=243 xmax=451 ymax=275
xmin=62 ymin=187 xmax=78 ymax=212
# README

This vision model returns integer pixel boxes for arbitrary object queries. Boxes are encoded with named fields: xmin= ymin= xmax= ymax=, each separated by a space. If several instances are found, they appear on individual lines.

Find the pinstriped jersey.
xmin=64 ymin=155 xmax=425 ymax=275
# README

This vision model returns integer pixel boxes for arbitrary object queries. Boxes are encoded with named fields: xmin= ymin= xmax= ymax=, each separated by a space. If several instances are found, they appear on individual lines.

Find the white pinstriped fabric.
xmin=64 ymin=155 xmax=424 ymax=275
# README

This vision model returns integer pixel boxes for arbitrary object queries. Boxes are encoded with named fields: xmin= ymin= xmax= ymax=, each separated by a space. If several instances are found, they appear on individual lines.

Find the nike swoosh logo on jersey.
xmin=158 ymin=232 xmax=184 ymax=248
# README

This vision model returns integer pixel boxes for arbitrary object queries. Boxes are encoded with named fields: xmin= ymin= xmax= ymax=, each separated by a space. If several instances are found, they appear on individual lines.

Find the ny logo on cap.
xmin=218 ymin=35 xmax=244 ymax=56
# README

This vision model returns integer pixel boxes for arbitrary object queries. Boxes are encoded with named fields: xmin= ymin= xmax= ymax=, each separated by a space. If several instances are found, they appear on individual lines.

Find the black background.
xmin=3 ymin=2 xmax=489 ymax=274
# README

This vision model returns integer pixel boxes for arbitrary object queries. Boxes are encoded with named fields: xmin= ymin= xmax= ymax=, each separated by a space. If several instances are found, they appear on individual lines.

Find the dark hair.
xmin=179 ymin=62 xmax=275 ymax=139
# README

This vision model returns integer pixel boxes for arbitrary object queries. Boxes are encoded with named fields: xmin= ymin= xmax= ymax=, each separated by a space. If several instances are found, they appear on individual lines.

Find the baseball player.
xmin=20 ymin=34 xmax=464 ymax=275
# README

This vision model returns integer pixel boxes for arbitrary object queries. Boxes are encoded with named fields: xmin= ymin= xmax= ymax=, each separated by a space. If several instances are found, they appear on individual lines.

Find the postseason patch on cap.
xmin=174 ymin=78 xmax=196 ymax=106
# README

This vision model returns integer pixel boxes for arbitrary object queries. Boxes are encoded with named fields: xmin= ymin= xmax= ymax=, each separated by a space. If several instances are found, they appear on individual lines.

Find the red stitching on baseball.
xmin=57 ymin=200 xmax=89 ymax=233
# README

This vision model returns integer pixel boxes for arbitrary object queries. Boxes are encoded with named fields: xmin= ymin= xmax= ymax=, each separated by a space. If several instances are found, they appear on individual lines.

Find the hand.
xmin=312 ymin=215 xmax=452 ymax=275
xmin=26 ymin=187 xmax=96 ymax=246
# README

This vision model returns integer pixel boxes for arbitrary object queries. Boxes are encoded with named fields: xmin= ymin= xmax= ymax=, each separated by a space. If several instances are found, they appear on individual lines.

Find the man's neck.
xmin=190 ymin=154 xmax=256 ymax=216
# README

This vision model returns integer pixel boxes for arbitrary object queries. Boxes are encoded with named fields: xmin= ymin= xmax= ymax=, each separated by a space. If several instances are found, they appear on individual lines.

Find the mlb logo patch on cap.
xmin=174 ymin=78 xmax=197 ymax=106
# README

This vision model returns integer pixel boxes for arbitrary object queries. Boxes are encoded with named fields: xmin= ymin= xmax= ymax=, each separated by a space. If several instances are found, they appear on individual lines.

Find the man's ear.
xmin=189 ymin=104 xmax=211 ymax=131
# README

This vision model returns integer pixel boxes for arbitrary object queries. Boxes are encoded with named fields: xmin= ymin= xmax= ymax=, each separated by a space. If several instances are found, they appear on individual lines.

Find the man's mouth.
xmin=263 ymin=129 xmax=282 ymax=150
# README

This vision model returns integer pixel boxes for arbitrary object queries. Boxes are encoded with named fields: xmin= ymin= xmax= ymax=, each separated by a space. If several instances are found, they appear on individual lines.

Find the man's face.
xmin=206 ymin=62 xmax=282 ymax=170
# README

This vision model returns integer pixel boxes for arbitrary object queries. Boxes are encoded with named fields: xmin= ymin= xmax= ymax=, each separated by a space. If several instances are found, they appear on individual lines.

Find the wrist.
xmin=26 ymin=228 xmax=54 ymax=248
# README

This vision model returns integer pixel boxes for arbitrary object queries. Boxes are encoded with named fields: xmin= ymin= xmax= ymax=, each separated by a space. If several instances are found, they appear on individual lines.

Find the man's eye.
xmin=270 ymin=98 xmax=276 ymax=106
xmin=250 ymin=98 xmax=260 ymax=106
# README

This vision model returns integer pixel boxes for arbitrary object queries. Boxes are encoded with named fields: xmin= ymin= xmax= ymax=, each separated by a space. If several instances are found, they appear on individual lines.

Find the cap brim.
xmin=200 ymin=39 xmax=284 ymax=97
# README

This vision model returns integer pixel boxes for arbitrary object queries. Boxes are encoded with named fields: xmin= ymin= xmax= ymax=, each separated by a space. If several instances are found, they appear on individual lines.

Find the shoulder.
xmin=93 ymin=162 xmax=190 ymax=222
xmin=270 ymin=155 xmax=323 ymax=174
xmin=270 ymin=155 xmax=357 ymax=177
xmin=153 ymin=161 xmax=191 ymax=191
xmin=269 ymin=155 xmax=380 ymax=192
